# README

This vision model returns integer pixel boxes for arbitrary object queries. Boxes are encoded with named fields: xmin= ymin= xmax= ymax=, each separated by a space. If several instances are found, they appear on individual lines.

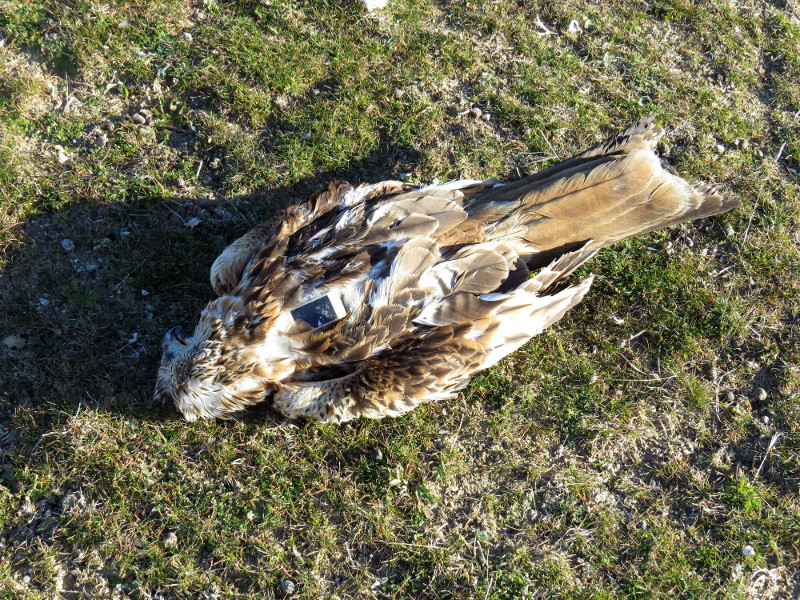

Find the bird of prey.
xmin=155 ymin=117 xmax=739 ymax=422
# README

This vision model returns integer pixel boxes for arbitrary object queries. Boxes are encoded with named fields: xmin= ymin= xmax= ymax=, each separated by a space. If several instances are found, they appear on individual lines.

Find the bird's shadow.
xmin=0 ymin=142 xmax=421 ymax=432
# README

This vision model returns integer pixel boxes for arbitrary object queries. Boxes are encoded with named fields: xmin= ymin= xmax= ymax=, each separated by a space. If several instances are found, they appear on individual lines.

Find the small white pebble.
xmin=480 ymin=112 xmax=491 ymax=121
xmin=3 ymin=335 xmax=27 ymax=349
xmin=724 ymin=224 xmax=735 ymax=237
xmin=761 ymin=415 xmax=770 ymax=424
xmin=714 ymin=144 xmax=726 ymax=154
xmin=164 ymin=531 xmax=178 ymax=548
xmin=754 ymin=387 xmax=767 ymax=401
xmin=567 ymin=19 xmax=582 ymax=34
xmin=280 ymin=580 xmax=296 ymax=595
xmin=61 ymin=239 xmax=75 ymax=251
xmin=742 ymin=544 xmax=756 ymax=557
xmin=360 ymin=0 xmax=387 ymax=9
xmin=141 ymin=289 xmax=150 ymax=296
xmin=22 ymin=575 xmax=31 ymax=585
xmin=57 ymin=149 xmax=69 ymax=164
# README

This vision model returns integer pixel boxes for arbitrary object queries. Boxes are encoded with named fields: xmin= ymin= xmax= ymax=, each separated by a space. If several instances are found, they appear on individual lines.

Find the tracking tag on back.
xmin=290 ymin=294 xmax=347 ymax=329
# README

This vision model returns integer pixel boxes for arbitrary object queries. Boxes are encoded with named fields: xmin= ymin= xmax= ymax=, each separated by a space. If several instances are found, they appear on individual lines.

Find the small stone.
xmin=57 ymin=149 xmax=69 ymax=164
xmin=481 ymin=112 xmax=491 ymax=121
xmin=469 ymin=107 xmax=483 ymax=119
xmin=393 ymin=88 xmax=403 ymax=99
xmin=176 ymin=176 xmax=187 ymax=188
xmin=19 ymin=496 xmax=35 ymax=516
xmin=742 ymin=544 xmax=756 ymax=557
xmin=131 ymin=113 xmax=146 ymax=125
xmin=756 ymin=149 xmax=764 ymax=159
xmin=726 ymin=391 xmax=735 ymax=403
xmin=723 ymin=224 xmax=735 ymax=237
xmin=567 ymin=19 xmax=582 ymax=34
xmin=370 ymin=448 xmax=383 ymax=462
xmin=61 ymin=238 xmax=75 ymax=251
xmin=3 ymin=335 xmax=27 ymax=349
xmin=280 ymin=580 xmax=296 ymax=596
xmin=141 ymin=289 xmax=150 ymax=296
xmin=761 ymin=415 xmax=770 ymax=425
xmin=753 ymin=387 xmax=767 ymax=402
xmin=164 ymin=531 xmax=178 ymax=548
xmin=22 ymin=575 xmax=31 ymax=585
xmin=185 ymin=217 xmax=202 ymax=228
xmin=182 ymin=31 xmax=193 ymax=42
xmin=61 ymin=491 xmax=86 ymax=515
xmin=714 ymin=144 xmax=726 ymax=154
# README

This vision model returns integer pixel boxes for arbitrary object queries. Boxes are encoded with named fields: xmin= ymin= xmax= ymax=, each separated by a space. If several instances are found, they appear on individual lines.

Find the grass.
xmin=0 ymin=0 xmax=799 ymax=598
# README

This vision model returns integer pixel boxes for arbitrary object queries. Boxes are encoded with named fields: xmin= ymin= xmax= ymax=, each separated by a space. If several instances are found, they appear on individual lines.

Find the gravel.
xmin=280 ymin=580 xmax=295 ymax=596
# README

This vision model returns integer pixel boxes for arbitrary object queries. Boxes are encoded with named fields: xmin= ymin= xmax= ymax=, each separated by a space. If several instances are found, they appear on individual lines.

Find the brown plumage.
xmin=155 ymin=117 xmax=740 ymax=422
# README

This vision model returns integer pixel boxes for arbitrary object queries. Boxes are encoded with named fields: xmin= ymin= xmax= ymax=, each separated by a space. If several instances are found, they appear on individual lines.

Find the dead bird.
xmin=155 ymin=117 xmax=739 ymax=422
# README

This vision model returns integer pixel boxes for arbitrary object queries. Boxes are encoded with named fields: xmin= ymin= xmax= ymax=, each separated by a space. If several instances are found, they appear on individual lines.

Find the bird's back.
xmin=162 ymin=117 xmax=739 ymax=422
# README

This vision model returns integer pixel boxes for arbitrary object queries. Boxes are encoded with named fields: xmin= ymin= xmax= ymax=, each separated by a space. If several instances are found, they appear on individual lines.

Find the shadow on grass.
xmin=0 ymin=142 xmax=421 ymax=440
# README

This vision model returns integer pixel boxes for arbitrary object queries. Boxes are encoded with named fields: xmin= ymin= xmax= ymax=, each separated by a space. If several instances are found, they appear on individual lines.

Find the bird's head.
xmin=154 ymin=296 xmax=286 ymax=420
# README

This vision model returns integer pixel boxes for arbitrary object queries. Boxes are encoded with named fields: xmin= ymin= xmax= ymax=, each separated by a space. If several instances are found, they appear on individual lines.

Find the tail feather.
xmin=462 ymin=116 xmax=740 ymax=267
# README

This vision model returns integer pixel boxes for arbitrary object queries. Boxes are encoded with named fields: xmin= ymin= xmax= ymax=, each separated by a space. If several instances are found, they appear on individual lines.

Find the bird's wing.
xmin=274 ymin=244 xmax=597 ymax=422
xmin=273 ymin=324 xmax=483 ymax=422
xmin=209 ymin=219 xmax=281 ymax=295
xmin=274 ymin=277 xmax=594 ymax=423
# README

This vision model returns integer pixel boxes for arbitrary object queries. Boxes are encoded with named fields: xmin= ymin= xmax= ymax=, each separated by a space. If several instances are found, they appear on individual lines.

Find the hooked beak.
xmin=162 ymin=326 xmax=188 ymax=351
